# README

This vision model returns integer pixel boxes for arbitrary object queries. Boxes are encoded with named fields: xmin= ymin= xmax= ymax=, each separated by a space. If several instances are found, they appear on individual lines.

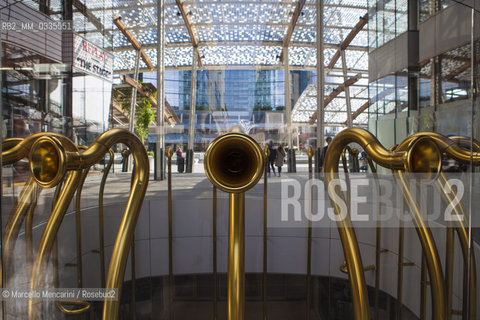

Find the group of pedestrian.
xmin=266 ymin=140 xmax=286 ymax=177
xmin=174 ymin=136 xmax=334 ymax=176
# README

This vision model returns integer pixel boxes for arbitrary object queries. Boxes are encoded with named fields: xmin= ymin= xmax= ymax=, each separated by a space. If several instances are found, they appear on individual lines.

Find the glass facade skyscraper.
xmin=143 ymin=69 xmax=312 ymax=148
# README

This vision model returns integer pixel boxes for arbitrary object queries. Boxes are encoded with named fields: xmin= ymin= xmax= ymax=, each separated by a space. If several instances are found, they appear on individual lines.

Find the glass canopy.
xmin=44 ymin=0 xmax=369 ymax=126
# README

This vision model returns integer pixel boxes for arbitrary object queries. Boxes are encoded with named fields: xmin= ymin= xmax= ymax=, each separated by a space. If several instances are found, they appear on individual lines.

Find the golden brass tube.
xmin=204 ymin=132 xmax=263 ymax=320
xmin=437 ymin=172 xmax=476 ymax=320
xmin=25 ymin=186 xmax=40 ymax=280
xmin=75 ymin=165 xmax=90 ymax=289
xmin=396 ymin=197 xmax=405 ymax=320
xmin=306 ymin=146 xmax=314 ymax=320
xmin=397 ymin=132 xmax=480 ymax=165
xmin=324 ymin=128 xmax=447 ymax=320
xmin=392 ymin=136 xmax=446 ymax=319
xmin=446 ymin=225 xmax=454 ymax=320
xmin=166 ymin=146 xmax=174 ymax=320
xmin=55 ymin=300 xmax=91 ymax=315
xmin=98 ymin=130 xmax=149 ymax=320
xmin=263 ymin=146 xmax=269 ymax=320
xmin=213 ymin=185 xmax=218 ymax=320
xmin=52 ymin=180 xmax=65 ymax=291
xmin=1 ymin=137 xmax=27 ymax=293
xmin=228 ymin=192 xmax=245 ymax=320
xmin=22 ymin=128 xmax=149 ymax=320
xmin=368 ymin=157 xmax=382 ymax=320
xmin=74 ymin=145 xmax=89 ymax=290
xmin=392 ymin=169 xmax=446 ymax=320
xmin=131 ymin=234 xmax=136 ymax=320
xmin=98 ymin=149 xmax=115 ymax=288
xmin=399 ymin=133 xmax=477 ymax=319
xmin=420 ymin=254 xmax=427 ymax=320
xmin=2 ymin=137 xmax=23 ymax=154
xmin=28 ymin=170 xmax=82 ymax=319
xmin=324 ymin=128 xmax=404 ymax=320
xmin=3 ymin=133 xmax=73 ymax=168
xmin=3 ymin=176 xmax=38 ymax=275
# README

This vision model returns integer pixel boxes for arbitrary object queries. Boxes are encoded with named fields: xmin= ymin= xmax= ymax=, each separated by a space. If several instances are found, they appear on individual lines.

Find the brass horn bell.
xmin=204 ymin=132 xmax=264 ymax=193
xmin=204 ymin=132 xmax=264 ymax=320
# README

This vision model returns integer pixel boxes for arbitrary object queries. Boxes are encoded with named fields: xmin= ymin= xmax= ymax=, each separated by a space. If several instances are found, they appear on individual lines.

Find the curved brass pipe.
xmin=3 ymin=137 xmax=23 ymax=153
xmin=435 ymin=135 xmax=477 ymax=320
xmin=55 ymin=147 xmax=94 ymax=316
xmin=324 ymin=128 xmax=448 ymax=320
xmin=24 ymin=128 xmax=149 ymax=320
xmin=98 ymin=149 xmax=115 ymax=288
xmin=366 ymin=157 xmax=384 ymax=320
xmin=397 ymin=132 xmax=480 ymax=165
xmin=204 ymin=132 xmax=263 ymax=320
xmin=306 ymin=145 xmax=313 ymax=320
xmin=324 ymin=128 xmax=404 ymax=320
xmin=166 ymin=146 xmax=174 ymax=320
xmin=437 ymin=173 xmax=476 ymax=320
xmin=263 ymin=145 xmax=269 ymax=320
xmin=3 ymin=133 xmax=73 ymax=166
xmin=25 ymin=185 xmax=41 ymax=280
xmin=2 ymin=135 xmax=64 ymax=278
xmin=55 ymin=300 xmax=91 ymax=315
xmin=392 ymin=171 xmax=446 ymax=319
xmin=3 ymin=177 xmax=41 ymax=277
xmin=398 ymin=133 xmax=477 ymax=319
xmin=392 ymin=136 xmax=447 ymax=319
xmin=75 ymin=146 xmax=89 ymax=290
xmin=339 ymin=147 xmax=376 ymax=278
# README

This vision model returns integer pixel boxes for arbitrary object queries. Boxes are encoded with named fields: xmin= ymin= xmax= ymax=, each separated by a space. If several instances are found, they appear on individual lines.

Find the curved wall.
xmin=12 ymin=174 xmax=480 ymax=319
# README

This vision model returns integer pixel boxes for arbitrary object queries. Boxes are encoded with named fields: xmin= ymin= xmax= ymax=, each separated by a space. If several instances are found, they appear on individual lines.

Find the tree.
xmin=113 ymin=82 xmax=156 ymax=142
xmin=136 ymin=97 xmax=156 ymax=142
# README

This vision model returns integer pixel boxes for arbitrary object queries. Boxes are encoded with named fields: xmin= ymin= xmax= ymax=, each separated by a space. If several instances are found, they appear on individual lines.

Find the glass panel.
xmin=12 ymin=0 xmax=480 ymax=319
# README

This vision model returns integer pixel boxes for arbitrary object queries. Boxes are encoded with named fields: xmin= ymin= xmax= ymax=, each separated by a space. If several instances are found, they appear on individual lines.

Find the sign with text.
xmin=73 ymin=35 xmax=113 ymax=82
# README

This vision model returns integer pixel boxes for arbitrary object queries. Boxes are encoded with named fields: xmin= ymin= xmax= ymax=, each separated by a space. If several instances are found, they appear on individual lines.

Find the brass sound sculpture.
xmin=2 ymin=126 xmax=477 ymax=320
xmin=365 ymin=153 xmax=386 ymax=320
xmin=306 ymin=145 xmax=314 ymax=320
xmin=263 ymin=145 xmax=269 ymax=320
xmin=337 ymin=146 xmax=376 ymax=317
xmin=325 ymin=128 xmax=480 ymax=320
xmin=324 ymin=128 xmax=447 ymax=320
xmin=204 ymin=132 xmax=264 ymax=320
xmin=2 ymin=135 xmax=63 ymax=284
xmin=1 ymin=128 xmax=149 ymax=319
xmin=166 ymin=146 xmax=174 ymax=320
xmin=75 ymin=145 xmax=89 ymax=290
xmin=394 ymin=132 xmax=478 ymax=320
xmin=213 ymin=185 xmax=219 ymax=320
xmin=99 ymin=149 xmax=115 ymax=288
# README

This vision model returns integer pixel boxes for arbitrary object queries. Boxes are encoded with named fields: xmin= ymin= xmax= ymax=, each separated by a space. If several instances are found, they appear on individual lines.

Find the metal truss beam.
xmin=308 ymin=75 xmax=360 ymax=124
xmin=175 ymin=0 xmax=203 ymax=66
xmin=112 ymin=41 xmax=368 ymax=51
xmin=326 ymin=13 xmax=368 ymax=70
xmin=279 ymin=0 xmax=306 ymax=63
xmin=113 ymin=15 xmax=154 ymax=69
